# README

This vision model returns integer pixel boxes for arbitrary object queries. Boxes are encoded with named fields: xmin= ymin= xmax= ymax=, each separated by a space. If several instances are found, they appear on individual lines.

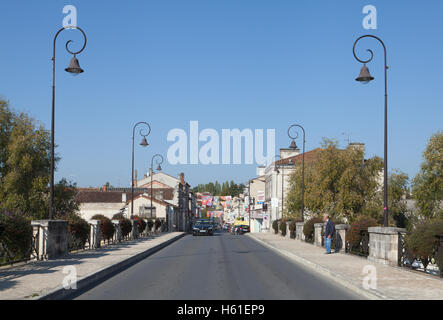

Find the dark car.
xmin=192 ymin=222 xmax=214 ymax=236
xmin=233 ymin=225 xmax=250 ymax=235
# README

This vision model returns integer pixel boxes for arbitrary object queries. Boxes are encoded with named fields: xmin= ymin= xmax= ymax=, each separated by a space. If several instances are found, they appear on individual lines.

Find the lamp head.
xmin=356 ymin=64 xmax=374 ymax=84
xmin=65 ymin=55 xmax=84 ymax=75
xmin=140 ymin=137 xmax=149 ymax=147
xmin=156 ymin=164 xmax=162 ymax=171
xmin=289 ymin=140 xmax=297 ymax=149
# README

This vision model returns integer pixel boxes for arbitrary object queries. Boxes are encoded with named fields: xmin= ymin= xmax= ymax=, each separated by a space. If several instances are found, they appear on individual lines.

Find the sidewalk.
xmin=247 ymin=232 xmax=443 ymax=300
xmin=0 ymin=232 xmax=185 ymax=300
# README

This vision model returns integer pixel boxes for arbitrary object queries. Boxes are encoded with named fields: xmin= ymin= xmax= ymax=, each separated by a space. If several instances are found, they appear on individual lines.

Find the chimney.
xmin=180 ymin=173 xmax=185 ymax=185
xmin=280 ymin=147 xmax=300 ymax=160
xmin=122 ymin=193 xmax=127 ymax=203
xmin=348 ymin=142 xmax=365 ymax=153
xmin=149 ymin=168 xmax=153 ymax=177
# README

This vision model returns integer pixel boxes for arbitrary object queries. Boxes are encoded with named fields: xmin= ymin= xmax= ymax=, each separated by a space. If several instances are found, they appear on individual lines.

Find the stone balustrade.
xmin=335 ymin=224 xmax=350 ymax=253
xmin=296 ymin=222 xmax=305 ymax=241
xmin=88 ymin=220 xmax=101 ymax=249
xmin=31 ymin=220 xmax=68 ymax=260
xmin=112 ymin=220 xmax=122 ymax=242
xmin=368 ymin=227 xmax=406 ymax=266
xmin=314 ymin=223 xmax=323 ymax=247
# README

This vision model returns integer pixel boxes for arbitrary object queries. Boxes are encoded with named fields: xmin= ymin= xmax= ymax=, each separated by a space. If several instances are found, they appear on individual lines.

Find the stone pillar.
xmin=436 ymin=235 xmax=443 ymax=278
xmin=131 ymin=219 xmax=139 ymax=239
xmin=88 ymin=220 xmax=101 ymax=249
xmin=314 ymin=223 xmax=323 ymax=247
xmin=143 ymin=219 xmax=148 ymax=236
xmin=368 ymin=227 xmax=406 ymax=266
xmin=31 ymin=220 xmax=68 ymax=260
xmin=296 ymin=222 xmax=305 ymax=241
xmin=335 ymin=224 xmax=350 ymax=253
xmin=112 ymin=220 xmax=122 ymax=242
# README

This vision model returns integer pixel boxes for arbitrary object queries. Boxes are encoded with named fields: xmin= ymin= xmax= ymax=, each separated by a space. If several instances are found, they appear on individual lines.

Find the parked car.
xmin=192 ymin=221 xmax=214 ymax=236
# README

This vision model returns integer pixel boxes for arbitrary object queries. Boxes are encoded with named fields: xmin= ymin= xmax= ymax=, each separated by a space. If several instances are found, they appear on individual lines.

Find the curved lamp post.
xmin=288 ymin=124 xmax=305 ymax=222
xmin=49 ymin=26 xmax=87 ymax=220
xmin=353 ymin=35 xmax=389 ymax=227
xmin=131 ymin=122 xmax=151 ymax=218
xmin=150 ymin=154 xmax=164 ymax=220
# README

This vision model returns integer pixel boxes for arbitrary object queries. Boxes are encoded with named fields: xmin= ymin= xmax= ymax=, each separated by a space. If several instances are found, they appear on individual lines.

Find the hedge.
xmin=0 ymin=211 xmax=33 ymax=264
xmin=91 ymin=214 xmax=115 ymax=241
xmin=303 ymin=216 xmax=323 ymax=243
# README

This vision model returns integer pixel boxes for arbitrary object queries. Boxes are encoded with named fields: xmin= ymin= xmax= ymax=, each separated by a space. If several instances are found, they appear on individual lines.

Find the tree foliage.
xmin=192 ymin=180 xmax=245 ymax=197
xmin=286 ymin=139 xmax=383 ymax=223
xmin=412 ymin=131 xmax=443 ymax=219
xmin=0 ymin=99 xmax=79 ymax=219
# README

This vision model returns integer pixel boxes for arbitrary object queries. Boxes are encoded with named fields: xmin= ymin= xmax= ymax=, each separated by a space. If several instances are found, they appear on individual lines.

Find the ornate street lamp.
xmin=49 ymin=26 xmax=87 ymax=220
xmin=353 ymin=35 xmax=389 ymax=227
xmin=288 ymin=124 xmax=306 ymax=222
xmin=150 ymin=154 xmax=164 ymax=220
xmin=131 ymin=122 xmax=151 ymax=218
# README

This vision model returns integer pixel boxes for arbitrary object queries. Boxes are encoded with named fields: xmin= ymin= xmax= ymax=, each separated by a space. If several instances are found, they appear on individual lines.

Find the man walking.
xmin=324 ymin=214 xmax=335 ymax=254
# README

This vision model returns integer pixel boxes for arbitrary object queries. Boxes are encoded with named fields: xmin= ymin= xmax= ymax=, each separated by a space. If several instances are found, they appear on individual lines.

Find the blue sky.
xmin=0 ymin=1 xmax=442 ymax=187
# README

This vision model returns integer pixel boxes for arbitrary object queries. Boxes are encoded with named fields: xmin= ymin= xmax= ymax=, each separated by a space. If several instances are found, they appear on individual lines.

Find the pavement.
xmin=73 ymin=231 xmax=362 ymax=300
xmin=0 ymin=232 xmax=185 ymax=300
xmin=247 ymin=232 xmax=443 ymax=300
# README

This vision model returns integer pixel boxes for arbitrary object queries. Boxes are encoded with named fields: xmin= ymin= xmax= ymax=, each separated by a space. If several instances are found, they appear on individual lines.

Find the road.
xmin=73 ymin=231 xmax=363 ymax=300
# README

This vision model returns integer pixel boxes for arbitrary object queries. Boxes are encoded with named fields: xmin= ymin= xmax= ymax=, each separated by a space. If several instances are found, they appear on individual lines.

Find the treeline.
xmin=192 ymin=180 xmax=245 ymax=197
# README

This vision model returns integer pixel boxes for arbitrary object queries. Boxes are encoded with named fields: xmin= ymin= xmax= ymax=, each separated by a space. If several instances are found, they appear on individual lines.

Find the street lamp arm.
xmin=353 ymin=35 xmax=386 ymax=66
xmin=132 ymin=121 xmax=152 ymax=141
xmin=53 ymin=26 xmax=87 ymax=59
xmin=151 ymin=154 xmax=164 ymax=169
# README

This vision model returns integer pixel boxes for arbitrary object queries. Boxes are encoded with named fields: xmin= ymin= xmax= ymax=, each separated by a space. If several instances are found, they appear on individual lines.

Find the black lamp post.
xmin=131 ymin=122 xmax=151 ymax=218
xmin=150 ymin=154 xmax=164 ymax=220
xmin=49 ymin=26 xmax=87 ymax=220
xmin=353 ymin=35 xmax=389 ymax=227
xmin=288 ymin=124 xmax=305 ymax=222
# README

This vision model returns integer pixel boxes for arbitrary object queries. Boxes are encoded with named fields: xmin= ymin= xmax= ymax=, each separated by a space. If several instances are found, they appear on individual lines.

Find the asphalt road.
xmin=73 ymin=231 xmax=362 ymax=300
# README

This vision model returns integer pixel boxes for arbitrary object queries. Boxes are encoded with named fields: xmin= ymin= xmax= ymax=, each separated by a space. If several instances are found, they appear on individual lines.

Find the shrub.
xmin=279 ymin=220 xmax=287 ymax=236
xmin=91 ymin=214 xmax=115 ymax=241
xmin=133 ymin=216 xmax=147 ymax=234
xmin=272 ymin=220 xmax=279 ymax=234
xmin=303 ymin=216 xmax=323 ymax=243
xmin=112 ymin=213 xmax=132 ymax=238
xmin=346 ymin=216 xmax=378 ymax=247
xmin=405 ymin=218 xmax=443 ymax=270
xmin=0 ymin=211 xmax=33 ymax=263
xmin=65 ymin=213 xmax=90 ymax=249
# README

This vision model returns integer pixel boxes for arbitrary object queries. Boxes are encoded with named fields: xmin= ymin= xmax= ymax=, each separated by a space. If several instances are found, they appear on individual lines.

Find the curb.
xmin=246 ymin=234 xmax=390 ymax=301
xmin=38 ymin=232 xmax=186 ymax=300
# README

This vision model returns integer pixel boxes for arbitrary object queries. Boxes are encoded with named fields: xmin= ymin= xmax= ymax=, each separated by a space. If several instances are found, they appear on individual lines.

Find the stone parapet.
xmin=368 ymin=227 xmax=406 ymax=266
xmin=31 ymin=220 xmax=68 ymax=260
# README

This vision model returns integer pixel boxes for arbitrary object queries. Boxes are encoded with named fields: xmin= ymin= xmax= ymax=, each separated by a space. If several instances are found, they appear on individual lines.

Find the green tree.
xmin=0 ymin=99 xmax=79 ymax=219
xmin=412 ymin=131 xmax=443 ymax=219
xmin=285 ymin=138 xmax=384 ymax=223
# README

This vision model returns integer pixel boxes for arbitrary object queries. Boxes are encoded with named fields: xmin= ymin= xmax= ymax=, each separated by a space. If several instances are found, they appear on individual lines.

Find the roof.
xmin=127 ymin=194 xmax=178 ymax=208
xmin=274 ymin=148 xmax=321 ymax=166
xmin=76 ymin=190 xmax=142 ymax=203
